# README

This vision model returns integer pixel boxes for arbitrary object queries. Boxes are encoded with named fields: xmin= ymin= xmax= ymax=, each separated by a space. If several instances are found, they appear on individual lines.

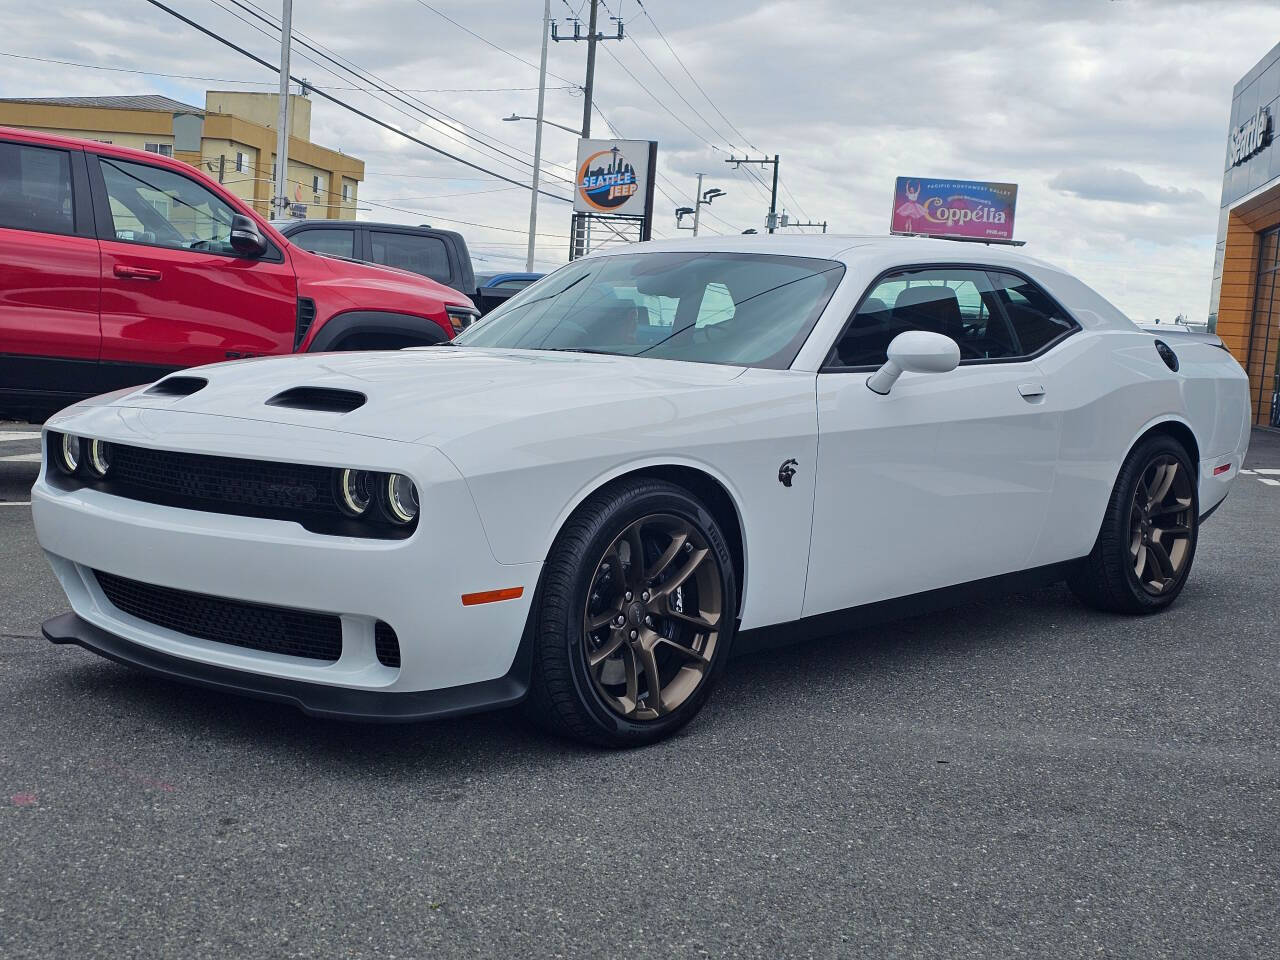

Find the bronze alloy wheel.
xmin=1129 ymin=453 xmax=1194 ymax=595
xmin=581 ymin=513 xmax=723 ymax=721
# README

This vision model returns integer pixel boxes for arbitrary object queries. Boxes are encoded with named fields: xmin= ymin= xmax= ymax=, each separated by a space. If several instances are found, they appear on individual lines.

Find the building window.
xmin=144 ymin=142 xmax=173 ymax=157
xmin=236 ymin=152 xmax=247 ymax=173
xmin=342 ymin=182 xmax=350 ymax=202
xmin=312 ymin=174 xmax=321 ymax=195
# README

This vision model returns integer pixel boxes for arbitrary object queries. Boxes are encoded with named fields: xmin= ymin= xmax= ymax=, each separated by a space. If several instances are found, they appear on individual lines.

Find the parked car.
xmin=33 ymin=235 xmax=1250 ymax=747
xmin=0 ymin=128 xmax=478 ymax=421
xmin=275 ymin=219 xmax=542 ymax=315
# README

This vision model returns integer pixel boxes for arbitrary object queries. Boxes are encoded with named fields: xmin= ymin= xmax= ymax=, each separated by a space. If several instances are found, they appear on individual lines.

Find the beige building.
xmin=0 ymin=91 xmax=363 ymax=220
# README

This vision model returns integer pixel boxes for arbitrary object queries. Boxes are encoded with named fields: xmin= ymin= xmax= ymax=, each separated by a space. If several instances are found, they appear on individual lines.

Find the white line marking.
xmin=1239 ymin=469 xmax=1256 ymax=475
xmin=0 ymin=501 xmax=31 ymax=507
xmin=0 ymin=453 xmax=41 ymax=463
xmin=1254 ymin=468 xmax=1280 ymax=475
xmin=1259 ymin=478 xmax=1280 ymax=487
xmin=0 ymin=432 xmax=40 ymax=443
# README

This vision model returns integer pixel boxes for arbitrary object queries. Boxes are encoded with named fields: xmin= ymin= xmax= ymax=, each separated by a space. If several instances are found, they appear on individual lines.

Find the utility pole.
xmin=691 ymin=172 xmax=704 ymax=236
xmin=526 ymin=0 xmax=551 ymax=273
xmin=271 ymin=0 xmax=293 ymax=218
xmin=580 ymin=0 xmax=598 ymax=139
xmin=553 ymin=1 xmax=624 ymax=258
xmin=725 ymin=154 xmax=781 ymax=233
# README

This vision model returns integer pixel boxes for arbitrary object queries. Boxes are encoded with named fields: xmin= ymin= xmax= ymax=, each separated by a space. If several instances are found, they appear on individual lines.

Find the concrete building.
xmin=1209 ymin=41 xmax=1280 ymax=428
xmin=0 ymin=91 xmax=363 ymax=221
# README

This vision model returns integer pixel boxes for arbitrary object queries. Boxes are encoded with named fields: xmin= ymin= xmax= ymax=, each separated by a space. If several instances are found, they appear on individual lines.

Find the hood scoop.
xmin=265 ymin=386 xmax=367 ymax=413
xmin=146 ymin=376 xmax=208 ymax=397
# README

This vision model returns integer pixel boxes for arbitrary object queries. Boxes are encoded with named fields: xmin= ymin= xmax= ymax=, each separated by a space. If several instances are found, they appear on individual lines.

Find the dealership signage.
xmin=1228 ymin=106 xmax=1272 ymax=166
xmin=573 ymin=139 xmax=654 ymax=216
xmin=890 ymin=177 xmax=1018 ymax=241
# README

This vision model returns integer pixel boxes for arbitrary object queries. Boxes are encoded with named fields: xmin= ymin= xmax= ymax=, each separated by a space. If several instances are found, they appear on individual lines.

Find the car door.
xmin=0 ymin=137 xmax=101 ymax=408
xmin=803 ymin=265 xmax=1064 ymax=618
xmin=89 ymin=151 xmax=297 ymax=389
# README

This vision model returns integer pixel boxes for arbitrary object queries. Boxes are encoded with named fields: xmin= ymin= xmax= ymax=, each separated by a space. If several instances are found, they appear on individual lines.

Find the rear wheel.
xmin=526 ymin=478 xmax=737 ymax=747
xmin=1069 ymin=434 xmax=1198 ymax=614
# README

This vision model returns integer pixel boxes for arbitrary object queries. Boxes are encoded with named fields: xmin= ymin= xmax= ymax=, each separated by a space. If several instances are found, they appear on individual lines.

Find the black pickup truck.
xmin=272 ymin=219 xmax=540 ymax=317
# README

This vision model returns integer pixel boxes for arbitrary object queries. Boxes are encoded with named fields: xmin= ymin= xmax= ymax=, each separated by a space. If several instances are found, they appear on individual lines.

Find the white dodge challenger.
xmin=33 ymin=236 xmax=1251 ymax=746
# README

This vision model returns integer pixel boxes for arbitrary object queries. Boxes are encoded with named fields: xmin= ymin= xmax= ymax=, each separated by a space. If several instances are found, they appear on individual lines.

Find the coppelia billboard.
xmin=573 ymin=139 xmax=655 ymax=216
xmin=890 ymin=177 xmax=1018 ymax=241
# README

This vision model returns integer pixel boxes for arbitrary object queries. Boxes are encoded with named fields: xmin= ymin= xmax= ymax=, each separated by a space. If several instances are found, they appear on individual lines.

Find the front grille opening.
xmin=374 ymin=621 xmax=401 ymax=668
xmin=266 ymin=386 xmax=366 ymax=413
xmin=95 ymin=570 xmax=342 ymax=662
xmin=146 ymin=376 xmax=208 ymax=397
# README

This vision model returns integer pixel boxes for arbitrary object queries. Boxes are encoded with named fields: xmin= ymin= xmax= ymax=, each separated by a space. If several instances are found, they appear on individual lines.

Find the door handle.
xmin=1018 ymin=382 xmax=1046 ymax=401
xmin=113 ymin=265 xmax=162 ymax=280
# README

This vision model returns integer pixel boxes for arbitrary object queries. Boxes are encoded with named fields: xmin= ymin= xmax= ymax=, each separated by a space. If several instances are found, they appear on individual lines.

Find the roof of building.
xmin=0 ymin=95 xmax=202 ymax=113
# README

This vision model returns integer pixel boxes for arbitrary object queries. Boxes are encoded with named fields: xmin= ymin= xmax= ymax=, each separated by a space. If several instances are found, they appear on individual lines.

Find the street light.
xmin=503 ymin=114 xmax=583 ymax=137
xmin=675 ymin=175 xmax=725 ymax=236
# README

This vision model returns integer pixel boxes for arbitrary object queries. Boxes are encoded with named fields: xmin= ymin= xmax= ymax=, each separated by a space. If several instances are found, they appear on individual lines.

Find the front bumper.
xmin=43 ymin=612 xmax=528 ymax=721
xmin=33 ymin=405 xmax=541 ymax=701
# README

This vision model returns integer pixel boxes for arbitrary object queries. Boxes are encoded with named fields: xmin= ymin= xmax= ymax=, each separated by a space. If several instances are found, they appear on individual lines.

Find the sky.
xmin=3 ymin=0 xmax=1280 ymax=322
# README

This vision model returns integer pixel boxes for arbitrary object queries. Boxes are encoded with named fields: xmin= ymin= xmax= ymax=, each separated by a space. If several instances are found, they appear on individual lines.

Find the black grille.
xmin=95 ymin=570 xmax=342 ymax=662
xmin=108 ymin=444 xmax=339 ymax=515
xmin=295 ymin=297 xmax=317 ymax=350
xmin=374 ymin=621 xmax=401 ymax=668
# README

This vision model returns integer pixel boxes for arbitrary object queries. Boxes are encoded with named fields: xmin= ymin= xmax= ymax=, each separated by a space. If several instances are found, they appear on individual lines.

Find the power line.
xmin=0 ymin=51 xmax=575 ymax=92
xmin=142 ymin=0 xmax=573 ymax=202
xmin=412 ymin=0 xmax=580 ymax=87
xmin=217 ymin=0 xmax=578 ymax=185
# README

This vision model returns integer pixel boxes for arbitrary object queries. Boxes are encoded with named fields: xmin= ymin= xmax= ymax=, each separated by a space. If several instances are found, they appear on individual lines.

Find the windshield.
xmin=453 ymin=251 xmax=845 ymax=369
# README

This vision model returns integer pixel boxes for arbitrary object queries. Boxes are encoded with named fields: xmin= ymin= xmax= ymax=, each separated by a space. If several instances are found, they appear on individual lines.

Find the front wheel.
xmin=526 ymin=478 xmax=737 ymax=747
xmin=1069 ymin=434 xmax=1199 ymax=614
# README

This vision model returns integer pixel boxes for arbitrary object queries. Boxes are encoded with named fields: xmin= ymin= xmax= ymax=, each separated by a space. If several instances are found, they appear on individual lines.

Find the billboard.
xmin=573 ymin=139 xmax=654 ymax=217
xmin=890 ymin=177 xmax=1018 ymax=241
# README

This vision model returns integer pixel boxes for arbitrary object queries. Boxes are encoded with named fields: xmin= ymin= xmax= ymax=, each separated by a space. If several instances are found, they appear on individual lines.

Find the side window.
xmin=289 ymin=228 xmax=355 ymax=259
xmin=370 ymin=231 xmax=452 ymax=284
xmin=98 ymin=155 xmax=238 ymax=253
xmin=0 ymin=142 xmax=75 ymax=236
xmin=987 ymin=271 xmax=1077 ymax=354
xmin=831 ymin=268 xmax=1016 ymax=367
xmin=696 ymin=282 xmax=736 ymax=328
xmin=494 ymin=277 xmax=536 ymax=290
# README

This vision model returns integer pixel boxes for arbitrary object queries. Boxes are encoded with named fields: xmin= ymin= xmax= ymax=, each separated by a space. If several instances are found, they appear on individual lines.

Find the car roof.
xmin=590 ymin=233 xmax=1058 ymax=273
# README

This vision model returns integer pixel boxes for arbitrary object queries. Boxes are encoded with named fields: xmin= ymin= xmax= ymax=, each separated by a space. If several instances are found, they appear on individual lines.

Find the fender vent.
xmin=266 ymin=386 xmax=366 ymax=413
xmin=294 ymin=297 xmax=317 ymax=350
xmin=145 ymin=376 xmax=208 ymax=397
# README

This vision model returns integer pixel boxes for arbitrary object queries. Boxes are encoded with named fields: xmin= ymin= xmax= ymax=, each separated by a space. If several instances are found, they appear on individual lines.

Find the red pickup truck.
xmin=0 ymin=127 xmax=478 ymax=420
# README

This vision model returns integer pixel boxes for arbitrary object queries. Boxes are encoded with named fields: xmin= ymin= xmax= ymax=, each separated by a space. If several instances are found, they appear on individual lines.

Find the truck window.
xmin=290 ymin=228 xmax=356 ymax=259
xmin=370 ymin=231 xmax=452 ymax=284
xmin=0 ymin=142 xmax=75 ymax=236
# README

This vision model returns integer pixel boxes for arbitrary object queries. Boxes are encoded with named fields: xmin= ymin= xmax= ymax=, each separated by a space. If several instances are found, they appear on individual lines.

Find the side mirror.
xmin=228 ymin=214 xmax=268 ymax=258
xmin=866 ymin=330 xmax=961 ymax=395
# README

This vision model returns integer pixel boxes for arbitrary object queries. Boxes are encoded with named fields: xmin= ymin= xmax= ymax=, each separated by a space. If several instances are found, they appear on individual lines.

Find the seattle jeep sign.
xmin=1229 ymin=106 xmax=1272 ymax=167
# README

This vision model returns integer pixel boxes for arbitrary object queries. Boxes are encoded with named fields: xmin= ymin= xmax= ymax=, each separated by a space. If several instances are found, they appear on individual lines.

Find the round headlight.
xmin=336 ymin=468 xmax=373 ymax=516
xmin=87 ymin=439 xmax=112 ymax=477
xmin=54 ymin=433 xmax=82 ymax=475
xmin=385 ymin=473 xmax=419 ymax=524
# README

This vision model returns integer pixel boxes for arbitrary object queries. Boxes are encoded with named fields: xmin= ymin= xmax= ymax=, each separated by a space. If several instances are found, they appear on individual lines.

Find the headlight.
xmin=87 ymin=439 xmax=112 ymax=477
xmin=384 ymin=473 xmax=419 ymax=524
xmin=53 ymin=432 xmax=82 ymax=475
xmin=336 ymin=468 xmax=374 ymax=516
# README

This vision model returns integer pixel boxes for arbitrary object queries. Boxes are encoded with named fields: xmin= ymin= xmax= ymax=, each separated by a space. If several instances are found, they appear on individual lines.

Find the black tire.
xmin=525 ymin=478 xmax=738 ymax=747
xmin=1068 ymin=433 xmax=1199 ymax=614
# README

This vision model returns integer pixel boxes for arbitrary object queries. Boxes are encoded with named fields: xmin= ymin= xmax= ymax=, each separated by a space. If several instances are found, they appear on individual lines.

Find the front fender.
xmin=306 ymin=310 xmax=451 ymax=351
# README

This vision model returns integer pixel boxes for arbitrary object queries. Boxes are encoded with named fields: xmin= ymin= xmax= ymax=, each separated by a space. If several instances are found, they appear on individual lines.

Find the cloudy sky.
xmin=5 ymin=0 xmax=1280 ymax=321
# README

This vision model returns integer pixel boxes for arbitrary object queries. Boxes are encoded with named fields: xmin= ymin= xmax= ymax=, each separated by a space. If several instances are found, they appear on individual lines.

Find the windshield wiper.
xmin=541 ymin=346 xmax=614 ymax=355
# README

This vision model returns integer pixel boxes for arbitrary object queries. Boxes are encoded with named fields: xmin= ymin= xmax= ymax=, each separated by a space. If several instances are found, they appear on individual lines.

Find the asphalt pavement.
xmin=2 ymin=422 xmax=1278 ymax=959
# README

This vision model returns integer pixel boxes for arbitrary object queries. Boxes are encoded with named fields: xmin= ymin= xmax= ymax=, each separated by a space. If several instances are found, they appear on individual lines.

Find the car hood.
xmin=103 ymin=347 xmax=749 ymax=445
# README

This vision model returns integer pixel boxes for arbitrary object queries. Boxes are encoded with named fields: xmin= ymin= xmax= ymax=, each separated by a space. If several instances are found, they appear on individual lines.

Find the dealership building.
xmin=1210 ymin=40 xmax=1280 ymax=427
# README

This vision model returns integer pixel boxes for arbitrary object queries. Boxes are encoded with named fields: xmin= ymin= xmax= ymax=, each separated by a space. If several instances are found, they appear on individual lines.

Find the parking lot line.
xmin=0 ymin=432 xmax=41 ymax=443
xmin=1 ymin=453 xmax=42 ymax=463
xmin=0 ymin=501 xmax=32 ymax=507
xmin=1254 ymin=468 xmax=1280 ymax=475
xmin=1260 ymin=478 xmax=1280 ymax=486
